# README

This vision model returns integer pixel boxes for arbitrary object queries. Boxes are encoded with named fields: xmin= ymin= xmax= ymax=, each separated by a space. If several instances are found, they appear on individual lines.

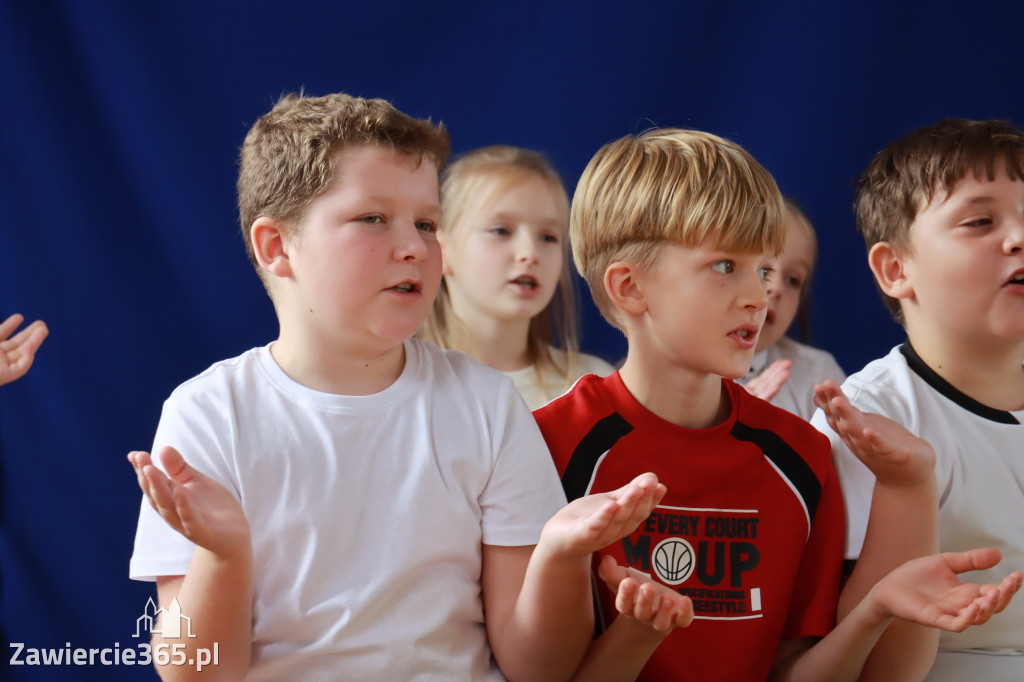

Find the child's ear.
xmin=251 ymin=217 xmax=294 ymax=279
xmin=867 ymin=241 xmax=914 ymax=300
xmin=604 ymin=261 xmax=648 ymax=316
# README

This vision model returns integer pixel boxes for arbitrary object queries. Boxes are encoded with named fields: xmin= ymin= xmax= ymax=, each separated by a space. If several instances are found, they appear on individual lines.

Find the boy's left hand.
xmin=813 ymin=380 xmax=935 ymax=488
xmin=540 ymin=473 xmax=665 ymax=559
xmin=597 ymin=555 xmax=694 ymax=633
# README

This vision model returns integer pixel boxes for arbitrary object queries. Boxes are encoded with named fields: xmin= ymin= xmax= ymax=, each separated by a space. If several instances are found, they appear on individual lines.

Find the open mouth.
xmin=1007 ymin=271 xmax=1024 ymax=286
xmin=511 ymin=275 xmax=538 ymax=290
xmin=390 ymin=282 xmax=419 ymax=293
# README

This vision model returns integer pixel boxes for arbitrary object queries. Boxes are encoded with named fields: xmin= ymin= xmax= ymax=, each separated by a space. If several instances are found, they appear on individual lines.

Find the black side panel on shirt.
xmin=730 ymin=421 xmax=822 ymax=523
xmin=561 ymin=412 xmax=634 ymax=501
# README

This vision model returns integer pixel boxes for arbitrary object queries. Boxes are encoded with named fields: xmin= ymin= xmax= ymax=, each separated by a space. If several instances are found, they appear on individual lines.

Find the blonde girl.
xmin=739 ymin=198 xmax=845 ymax=419
xmin=420 ymin=145 xmax=613 ymax=408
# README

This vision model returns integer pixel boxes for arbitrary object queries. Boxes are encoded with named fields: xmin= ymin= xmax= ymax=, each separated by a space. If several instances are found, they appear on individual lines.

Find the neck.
xmin=618 ymin=351 xmax=729 ymax=429
xmin=271 ymin=329 xmax=406 ymax=396
xmin=450 ymin=310 xmax=532 ymax=372
xmin=905 ymin=323 xmax=1024 ymax=412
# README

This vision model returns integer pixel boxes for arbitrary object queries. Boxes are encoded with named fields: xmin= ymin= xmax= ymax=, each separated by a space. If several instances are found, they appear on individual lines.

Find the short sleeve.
xmin=478 ymin=379 xmax=567 ymax=547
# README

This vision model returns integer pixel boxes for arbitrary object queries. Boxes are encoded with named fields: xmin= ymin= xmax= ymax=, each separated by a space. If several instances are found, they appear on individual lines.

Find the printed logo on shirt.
xmin=620 ymin=505 xmax=762 ymax=620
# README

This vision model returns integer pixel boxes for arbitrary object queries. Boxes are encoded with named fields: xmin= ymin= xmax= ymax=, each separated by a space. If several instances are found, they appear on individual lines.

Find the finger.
xmin=0 ymin=314 xmax=24 ymax=342
xmin=675 ymin=596 xmax=695 ymax=628
xmin=650 ymin=596 xmax=677 ymax=631
xmin=597 ymin=554 xmax=629 ymax=590
xmin=172 ymin=485 xmax=205 ymax=541
xmin=991 ymin=572 xmax=1023 ymax=614
xmin=141 ymin=463 xmax=181 ymax=524
xmin=614 ymin=578 xmax=639 ymax=614
xmin=632 ymin=582 xmax=658 ymax=622
xmin=0 ymin=320 xmax=46 ymax=352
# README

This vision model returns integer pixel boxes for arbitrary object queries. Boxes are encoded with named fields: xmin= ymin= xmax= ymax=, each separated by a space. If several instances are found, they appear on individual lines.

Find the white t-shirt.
xmin=811 ymin=343 xmax=1024 ymax=673
xmin=502 ymin=348 xmax=615 ymax=410
xmin=740 ymin=336 xmax=846 ymax=421
xmin=130 ymin=339 xmax=567 ymax=681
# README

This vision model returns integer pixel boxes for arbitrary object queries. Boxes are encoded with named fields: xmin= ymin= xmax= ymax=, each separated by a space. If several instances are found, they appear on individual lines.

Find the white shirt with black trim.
xmin=811 ymin=343 xmax=1024 ymax=673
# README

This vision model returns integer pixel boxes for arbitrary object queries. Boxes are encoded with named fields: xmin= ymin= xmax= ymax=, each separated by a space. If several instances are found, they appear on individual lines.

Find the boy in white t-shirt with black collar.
xmin=813 ymin=117 xmax=1024 ymax=680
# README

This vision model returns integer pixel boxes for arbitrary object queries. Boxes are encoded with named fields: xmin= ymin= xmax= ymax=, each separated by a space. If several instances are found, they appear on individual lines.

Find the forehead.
xmin=920 ymin=162 xmax=1024 ymax=215
xmin=331 ymin=145 xmax=439 ymax=195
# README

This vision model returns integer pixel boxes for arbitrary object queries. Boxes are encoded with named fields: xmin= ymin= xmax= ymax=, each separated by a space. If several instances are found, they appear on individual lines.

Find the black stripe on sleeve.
xmin=730 ymin=421 xmax=822 ymax=523
xmin=561 ymin=413 xmax=634 ymax=502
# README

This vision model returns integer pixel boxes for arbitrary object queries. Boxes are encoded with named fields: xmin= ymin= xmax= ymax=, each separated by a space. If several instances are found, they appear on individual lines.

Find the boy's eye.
xmin=711 ymin=260 xmax=734 ymax=274
xmin=758 ymin=266 xmax=775 ymax=282
xmin=415 ymin=220 xmax=437 ymax=233
xmin=541 ymin=233 xmax=560 ymax=244
xmin=489 ymin=226 xmax=511 ymax=236
xmin=360 ymin=215 xmax=383 ymax=224
xmin=963 ymin=217 xmax=993 ymax=228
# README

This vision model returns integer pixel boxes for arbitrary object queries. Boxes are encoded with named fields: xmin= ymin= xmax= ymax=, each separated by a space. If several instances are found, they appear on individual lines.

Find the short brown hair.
xmin=855 ymin=118 xmax=1024 ymax=320
xmin=570 ymin=128 xmax=784 ymax=328
xmin=237 ymin=92 xmax=450 ymax=283
xmin=420 ymin=146 xmax=579 ymax=379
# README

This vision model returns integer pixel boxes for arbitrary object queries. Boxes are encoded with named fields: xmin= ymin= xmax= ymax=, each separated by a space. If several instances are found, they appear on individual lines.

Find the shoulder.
xmin=165 ymin=345 xmax=269 ymax=406
xmin=572 ymin=351 xmax=616 ymax=378
xmin=840 ymin=346 xmax=917 ymax=417
xmin=408 ymin=338 xmax=520 ymax=408
xmin=733 ymin=383 xmax=833 ymax=470
xmin=533 ymin=372 xmax=612 ymax=431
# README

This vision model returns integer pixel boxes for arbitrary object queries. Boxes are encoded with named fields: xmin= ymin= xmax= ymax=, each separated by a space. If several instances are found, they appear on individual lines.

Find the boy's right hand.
xmin=540 ymin=473 xmax=665 ymax=560
xmin=128 ymin=446 xmax=251 ymax=558
xmin=813 ymin=380 xmax=935 ymax=488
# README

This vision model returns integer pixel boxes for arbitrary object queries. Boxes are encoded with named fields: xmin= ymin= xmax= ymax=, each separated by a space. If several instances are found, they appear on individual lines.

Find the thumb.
xmin=157 ymin=446 xmax=203 ymax=485
xmin=945 ymin=547 xmax=1003 ymax=575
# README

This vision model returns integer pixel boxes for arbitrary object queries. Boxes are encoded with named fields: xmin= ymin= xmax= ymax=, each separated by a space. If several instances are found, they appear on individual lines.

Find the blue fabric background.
xmin=1 ymin=2 xmax=1022 ymax=679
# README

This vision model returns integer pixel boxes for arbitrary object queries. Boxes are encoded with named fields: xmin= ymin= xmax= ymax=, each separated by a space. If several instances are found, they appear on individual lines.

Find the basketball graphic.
xmin=652 ymin=537 xmax=696 ymax=585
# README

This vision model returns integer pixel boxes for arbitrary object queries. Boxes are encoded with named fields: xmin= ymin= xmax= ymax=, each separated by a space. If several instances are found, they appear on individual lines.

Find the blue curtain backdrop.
xmin=1 ymin=1 xmax=1022 ymax=679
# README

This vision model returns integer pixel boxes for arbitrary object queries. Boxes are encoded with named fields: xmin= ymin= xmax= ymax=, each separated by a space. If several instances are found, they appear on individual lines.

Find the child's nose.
xmin=516 ymin=235 xmax=539 ymax=263
xmin=1005 ymin=216 xmax=1024 ymax=254
xmin=396 ymin=223 xmax=428 ymax=261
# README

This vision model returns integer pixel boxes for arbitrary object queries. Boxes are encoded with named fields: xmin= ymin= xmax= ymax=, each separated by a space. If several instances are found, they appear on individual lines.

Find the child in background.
xmin=536 ymin=128 xmax=1021 ymax=682
xmin=813 ymin=117 xmax=1024 ymax=680
xmin=128 ymin=92 xmax=667 ymax=681
xmin=738 ymin=199 xmax=845 ymax=420
xmin=419 ymin=145 xmax=613 ymax=409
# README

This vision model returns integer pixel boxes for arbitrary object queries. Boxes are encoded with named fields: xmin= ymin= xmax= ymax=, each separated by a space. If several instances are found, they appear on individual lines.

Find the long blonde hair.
xmin=419 ymin=145 xmax=580 ymax=380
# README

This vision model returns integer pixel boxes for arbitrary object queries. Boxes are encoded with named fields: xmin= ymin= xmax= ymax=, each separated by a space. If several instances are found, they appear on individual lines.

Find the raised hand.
xmin=871 ymin=548 xmax=1023 ymax=632
xmin=743 ymin=359 xmax=792 ymax=402
xmin=813 ymin=380 xmax=935 ymax=487
xmin=540 ymin=473 xmax=666 ymax=559
xmin=597 ymin=555 xmax=694 ymax=633
xmin=128 ymin=446 xmax=250 ymax=558
xmin=0 ymin=313 xmax=48 ymax=386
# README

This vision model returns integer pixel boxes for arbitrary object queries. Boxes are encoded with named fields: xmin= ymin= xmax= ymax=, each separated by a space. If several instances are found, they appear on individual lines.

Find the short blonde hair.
xmin=570 ymin=128 xmax=785 ymax=327
xmin=237 ymin=92 xmax=450 ymax=287
xmin=855 ymin=118 xmax=1024 ymax=321
xmin=420 ymin=146 xmax=580 ymax=379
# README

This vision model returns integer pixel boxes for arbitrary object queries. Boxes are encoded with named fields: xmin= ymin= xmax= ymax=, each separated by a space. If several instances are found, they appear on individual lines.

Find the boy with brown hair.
xmin=535 ymin=127 xmax=1020 ymax=681
xmin=127 ymin=92 xmax=665 ymax=680
xmin=813 ymin=118 xmax=1024 ymax=680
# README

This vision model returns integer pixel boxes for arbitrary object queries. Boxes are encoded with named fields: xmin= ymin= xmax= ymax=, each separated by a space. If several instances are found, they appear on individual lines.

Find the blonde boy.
xmin=813 ymin=118 xmax=1024 ymax=680
xmin=127 ymin=92 xmax=664 ymax=681
xmin=535 ymin=128 xmax=1020 ymax=681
